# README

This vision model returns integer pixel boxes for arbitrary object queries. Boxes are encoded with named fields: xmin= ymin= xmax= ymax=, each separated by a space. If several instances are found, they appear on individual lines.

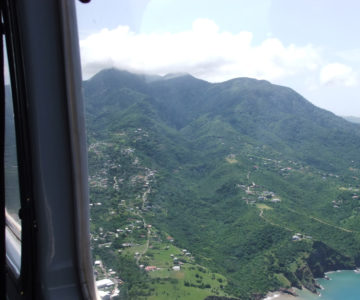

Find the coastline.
xmin=263 ymin=268 xmax=360 ymax=300
xmin=263 ymin=288 xmax=306 ymax=300
xmin=263 ymin=292 xmax=301 ymax=300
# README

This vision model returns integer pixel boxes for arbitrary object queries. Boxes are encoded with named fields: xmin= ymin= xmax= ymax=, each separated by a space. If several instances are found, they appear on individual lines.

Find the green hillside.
xmin=85 ymin=69 xmax=360 ymax=300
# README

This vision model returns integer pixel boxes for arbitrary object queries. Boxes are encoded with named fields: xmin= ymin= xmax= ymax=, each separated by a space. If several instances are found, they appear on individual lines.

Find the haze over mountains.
xmin=85 ymin=69 xmax=360 ymax=300
xmin=343 ymin=116 xmax=360 ymax=124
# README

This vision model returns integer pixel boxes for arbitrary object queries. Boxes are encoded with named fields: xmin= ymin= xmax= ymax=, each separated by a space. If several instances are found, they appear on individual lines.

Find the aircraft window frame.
xmin=2 ymin=1 xmax=97 ymax=299
xmin=2 ymin=0 xmax=39 ymax=296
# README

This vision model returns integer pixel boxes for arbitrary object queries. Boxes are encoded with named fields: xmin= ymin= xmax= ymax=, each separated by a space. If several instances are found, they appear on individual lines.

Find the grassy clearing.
xmin=145 ymin=242 xmax=184 ymax=267
xmin=256 ymin=203 xmax=273 ymax=210
xmin=122 ymin=243 xmax=147 ymax=256
xmin=226 ymin=157 xmax=238 ymax=164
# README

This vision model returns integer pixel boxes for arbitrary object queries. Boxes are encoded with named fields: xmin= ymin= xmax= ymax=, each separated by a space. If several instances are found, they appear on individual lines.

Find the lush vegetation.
xmin=85 ymin=69 xmax=360 ymax=299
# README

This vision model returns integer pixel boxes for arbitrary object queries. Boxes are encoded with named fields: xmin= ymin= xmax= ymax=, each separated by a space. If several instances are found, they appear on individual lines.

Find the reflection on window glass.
xmin=4 ymin=68 xmax=21 ymax=227
xmin=4 ymin=38 xmax=22 ymax=276
xmin=4 ymin=84 xmax=21 ymax=226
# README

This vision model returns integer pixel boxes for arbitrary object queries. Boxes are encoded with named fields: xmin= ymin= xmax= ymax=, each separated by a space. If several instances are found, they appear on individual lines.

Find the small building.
xmin=292 ymin=235 xmax=301 ymax=241
xmin=145 ymin=266 xmax=157 ymax=271
xmin=271 ymin=198 xmax=281 ymax=203
xmin=94 ymin=260 xmax=101 ymax=266
xmin=172 ymin=266 xmax=180 ymax=271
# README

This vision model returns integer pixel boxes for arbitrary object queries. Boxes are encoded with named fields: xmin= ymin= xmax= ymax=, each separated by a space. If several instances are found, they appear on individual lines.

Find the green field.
xmin=143 ymin=263 xmax=229 ymax=300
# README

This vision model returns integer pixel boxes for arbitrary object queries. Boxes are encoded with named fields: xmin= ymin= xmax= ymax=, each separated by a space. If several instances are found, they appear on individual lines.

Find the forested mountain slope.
xmin=85 ymin=68 xmax=360 ymax=300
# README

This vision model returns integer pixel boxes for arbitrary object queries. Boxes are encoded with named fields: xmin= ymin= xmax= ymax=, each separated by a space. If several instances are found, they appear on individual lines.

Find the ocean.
xmin=297 ymin=270 xmax=360 ymax=300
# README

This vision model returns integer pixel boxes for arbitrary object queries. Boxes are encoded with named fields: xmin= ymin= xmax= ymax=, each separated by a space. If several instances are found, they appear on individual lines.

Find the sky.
xmin=76 ymin=0 xmax=360 ymax=117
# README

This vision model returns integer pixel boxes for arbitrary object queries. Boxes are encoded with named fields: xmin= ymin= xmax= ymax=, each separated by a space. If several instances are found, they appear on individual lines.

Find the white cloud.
xmin=337 ymin=49 xmax=360 ymax=63
xmin=80 ymin=18 xmax=321 ymax=82
xmin=320 ymin=63 xmax=358 ymax=87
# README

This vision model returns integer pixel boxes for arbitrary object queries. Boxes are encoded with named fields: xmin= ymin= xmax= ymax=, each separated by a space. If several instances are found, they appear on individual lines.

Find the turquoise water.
xmin=297 ymin=270 xmax=360 ymax=300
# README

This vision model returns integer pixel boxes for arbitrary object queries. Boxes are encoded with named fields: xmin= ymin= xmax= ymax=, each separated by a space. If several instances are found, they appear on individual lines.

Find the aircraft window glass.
xmin=4 ymin=39 xmax=22 ymax=274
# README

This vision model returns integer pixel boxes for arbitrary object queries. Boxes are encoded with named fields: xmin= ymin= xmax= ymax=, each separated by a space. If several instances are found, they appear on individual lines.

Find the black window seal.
xmin=1 ymin=0 xmax=37 ymax=298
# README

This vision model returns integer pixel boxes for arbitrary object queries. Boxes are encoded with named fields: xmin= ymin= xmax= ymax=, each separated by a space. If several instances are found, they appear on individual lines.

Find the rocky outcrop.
xmin=307 ymin=241 xmax=355 ymax=278
xmin=288 ymin=241 xmax=356 ymax=294
xmin=279 ymin=288 xmax=297 ymax=296
xmin=295 ymin=264 xmax=317 ymax=293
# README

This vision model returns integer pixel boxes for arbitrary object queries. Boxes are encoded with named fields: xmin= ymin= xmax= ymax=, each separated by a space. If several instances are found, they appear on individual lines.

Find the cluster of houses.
xmin=332 ymin=187 xmax=359 ymax=208
xmin=96 ymin=279 xmax=119 ymax=300
xmin=141 ymin=248 xmax=193 ymax=274
xmin=91 ymin=216 xmax=147 ymax=250
xmin=140 ymin=264 xmax=181 ymax=272
xmin=87 ymin=141 xmax=116 ymax=189
xmin=258 ymin=191 xmax=281 ymax=203
xmin=88 ymin=132 xmax=157 ymax=193
xmin=94 ymin=260 xmax=121 ymax=300
xmin=258 ymin=155 xmax=344 ymax=183
xmin=239 ymin=182 xmax=281 ymax=205
xmin=247 ymin=154 xmax=309 ymax=178
xmin=131 ymin=128 xmax=150 ymax=141
xmin=89 ymin=170 xmax=109 ymax=189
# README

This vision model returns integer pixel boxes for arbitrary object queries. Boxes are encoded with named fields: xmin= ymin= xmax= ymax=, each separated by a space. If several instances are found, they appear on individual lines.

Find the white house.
xmin=96 ymin=279 xmax=114 ymax=289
